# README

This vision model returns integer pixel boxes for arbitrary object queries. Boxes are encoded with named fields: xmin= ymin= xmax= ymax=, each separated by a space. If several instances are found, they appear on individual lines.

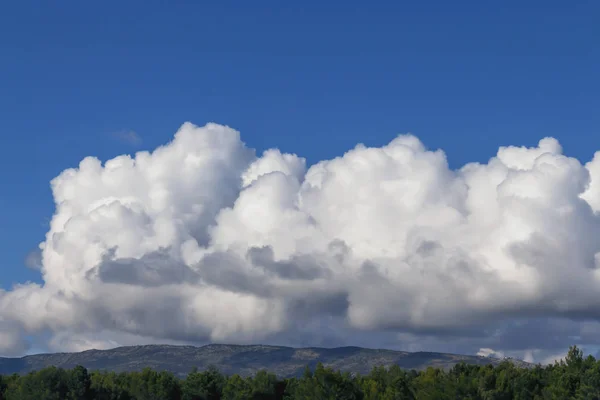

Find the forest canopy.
xmin=0 ymin=346 xmax=598 ymax=399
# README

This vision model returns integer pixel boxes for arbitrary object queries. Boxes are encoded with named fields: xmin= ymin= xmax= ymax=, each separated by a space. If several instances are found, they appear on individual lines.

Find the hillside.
xmin=0 ymin=344 xmax=530 ymax=378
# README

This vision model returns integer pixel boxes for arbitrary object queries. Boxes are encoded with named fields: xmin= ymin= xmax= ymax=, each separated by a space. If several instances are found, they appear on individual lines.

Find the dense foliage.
xmin=1 ymin=346 xmax=599 ymax=399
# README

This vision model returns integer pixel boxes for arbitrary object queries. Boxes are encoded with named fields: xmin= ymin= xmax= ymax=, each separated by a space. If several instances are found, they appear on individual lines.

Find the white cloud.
xmin=241 ymin=149 xmax=306 ymax=188
xmin=24 ymin=248 xmax=43 ymax=270
xmin=47 ymin=330 xmax=197 ymax=353
xmin=113 ymin=130 xmax=143 ymax=146
xmin=3 ymin=122 xmax=600 ymax=363
xmin=523 ymin=350 xmax=535 ymax=363
xmin=0 ymin=316 xmax=28 ymax=356
xmin=541 ymin=351 xmax=570 ymax=365
xmin=477 ymin=348 xmax=504 ymax=359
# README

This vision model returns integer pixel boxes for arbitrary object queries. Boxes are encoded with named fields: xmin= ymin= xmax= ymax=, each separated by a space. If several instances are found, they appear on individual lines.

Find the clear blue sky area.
xmin=1 ymin=0 xmax=598 ymax=289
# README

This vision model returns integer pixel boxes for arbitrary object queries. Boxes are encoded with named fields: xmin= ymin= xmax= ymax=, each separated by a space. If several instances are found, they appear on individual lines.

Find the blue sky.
xmin=0 ymin=0 xmax=598 ymax=298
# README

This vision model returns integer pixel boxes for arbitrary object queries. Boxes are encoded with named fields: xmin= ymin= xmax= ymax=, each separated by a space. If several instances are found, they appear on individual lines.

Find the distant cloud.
xmin=477 ymin=348 xmax=504 ymax=359
xmin=0 ymin=318 xmax=28 ymax=356
xmin=3 ymin=121 xmax=600 ymax=363
xmin=112 ymin=129 xmax=142 ymax=146
xmin=24 ymin=248 xmax=42 ymax=270
xmin=541 ymin=351 xmax=570 ymax=365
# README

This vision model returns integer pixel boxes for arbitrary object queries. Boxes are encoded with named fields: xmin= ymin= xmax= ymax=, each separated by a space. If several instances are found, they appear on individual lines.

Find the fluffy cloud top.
xmin=2 ymin=122 xmax=600 ymax=362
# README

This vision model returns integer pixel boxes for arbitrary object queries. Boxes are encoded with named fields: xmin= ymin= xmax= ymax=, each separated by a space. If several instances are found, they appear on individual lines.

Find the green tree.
xmin=222 ymin=374 xmax=252 ymax=400
xmin=3 ymin=345 xmax=600 ymax=400
xmin=67 ymin=365 xmax=93 ymax=400
xmin=182 ymin=366 xmax=225 ymax=400
xmin=90 ymin=371 xmax=132 ymax=400
xmin=248 ymin=370 xmax=279 ymax=399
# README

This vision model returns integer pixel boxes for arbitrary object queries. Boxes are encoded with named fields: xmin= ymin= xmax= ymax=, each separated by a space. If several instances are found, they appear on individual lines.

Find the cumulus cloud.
xmin=3 ymin=121 xmax=600 ymax=362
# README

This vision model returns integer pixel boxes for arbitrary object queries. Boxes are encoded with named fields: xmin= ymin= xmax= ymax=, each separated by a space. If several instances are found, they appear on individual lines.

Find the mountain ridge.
xmin=0 ymin=344 xmax=531 ymax=378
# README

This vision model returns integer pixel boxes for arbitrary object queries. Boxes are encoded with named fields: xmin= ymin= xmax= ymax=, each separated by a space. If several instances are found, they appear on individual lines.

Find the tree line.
xmin=1 ymin=346 xmax=599 ymax=399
